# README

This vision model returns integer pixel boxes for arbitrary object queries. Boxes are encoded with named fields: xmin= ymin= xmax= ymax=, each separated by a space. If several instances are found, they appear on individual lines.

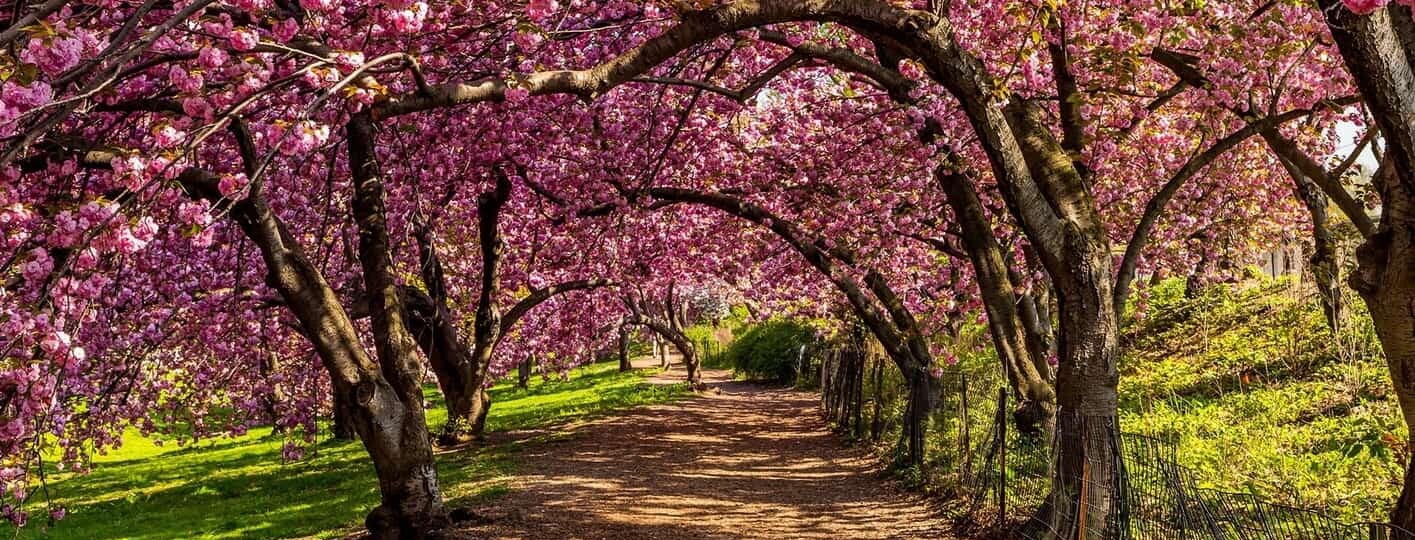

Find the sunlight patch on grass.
xmin=13 ymin=361 xmax=688 ymax=540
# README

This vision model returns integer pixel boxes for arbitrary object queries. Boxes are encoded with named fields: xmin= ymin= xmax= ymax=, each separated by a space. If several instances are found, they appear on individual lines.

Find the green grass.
xmin=1120 ymin=276 xmax=1406 ymax=522
xmin=15 ymin=361 xmax=689 ymax=540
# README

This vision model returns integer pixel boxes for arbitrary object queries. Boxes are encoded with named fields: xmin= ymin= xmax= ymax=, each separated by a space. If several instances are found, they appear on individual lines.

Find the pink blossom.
xmin=153 ymin=124 xmax=186 ymax=148
xmin=386 ymin=3 xmax=427 ymax=33
xmin=39 ymin=331 xmax=70 ymax=357
xmin=182 ymin=97 xmax=214 ymax=120
xmin=504 ymin=86 xmax=530 ymax=102
xmin=228 ymin=28 xmax=259 ymax=51
xmin=20 ymin=35 xmax=82 ymax=76
xmin=231 ymin=0 xmax=270 ymax=12
xmin=2 ymin=81 xmax=53 ymax=110
xmin=274 ymin=18 xmax=299 ymax=42
xmin=928 ymin=365 xmax=943 ymax=379
xmin=526 ymin=0 xmax=558 ymax=22
xmin=513 ymin=29 xmax=543 ymax=50
xmin=1342 ymin=0 xmax=1388 ymax=13
xmin=276 ymin=122 xmax=330 ymax=155
xmin=21 ymin=248 xmax=52 ymax=284
xmin=281 ymin=441 xmax=306 ymax=461
xmin=197 ymin=47 xmax=229 ymax=70
xmin=333 ymin=52 xmax=365 ymax=71
xmin=218 ymin=173 xmax=248 ymax=197
xmin=168 ymin=65 xmax=204 ymax=93
xmin=177 ymin=201 xmax=212 ymax=226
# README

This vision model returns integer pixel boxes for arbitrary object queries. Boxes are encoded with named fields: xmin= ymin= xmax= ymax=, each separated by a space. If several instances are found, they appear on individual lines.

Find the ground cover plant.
xmin=14 ymin=361 xmax=687 ymax=539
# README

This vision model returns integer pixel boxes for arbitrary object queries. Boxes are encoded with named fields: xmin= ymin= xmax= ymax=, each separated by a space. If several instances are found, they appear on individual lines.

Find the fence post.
xmin=997 ymin=387 xmax=1008 ymax=532
xmin=960 ymin=373 xmax=972 ymax=482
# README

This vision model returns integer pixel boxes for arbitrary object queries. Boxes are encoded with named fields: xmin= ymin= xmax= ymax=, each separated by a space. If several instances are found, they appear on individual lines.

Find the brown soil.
xmin=452 ymin=358 xmax=955 ymax=539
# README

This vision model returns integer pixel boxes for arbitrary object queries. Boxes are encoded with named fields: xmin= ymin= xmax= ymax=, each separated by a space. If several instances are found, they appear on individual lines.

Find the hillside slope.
xmin=1120 ymin=277 xmax=1406 ymax=522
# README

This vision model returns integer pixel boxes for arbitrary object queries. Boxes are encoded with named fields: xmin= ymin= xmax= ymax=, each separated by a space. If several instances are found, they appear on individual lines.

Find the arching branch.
xmin=1113 ymin=102 xmax=1358 ymax=317
xmin=500 ymin=279 xmax=613 ymax=337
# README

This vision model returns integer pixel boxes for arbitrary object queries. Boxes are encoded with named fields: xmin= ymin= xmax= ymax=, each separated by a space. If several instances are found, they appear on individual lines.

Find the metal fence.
xmin=811 ymin=343 xmax=1414 ymax=540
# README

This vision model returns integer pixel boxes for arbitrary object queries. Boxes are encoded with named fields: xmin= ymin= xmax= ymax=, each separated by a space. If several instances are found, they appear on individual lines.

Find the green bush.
xmin=725 ymin=319 xmax=816 ymax=382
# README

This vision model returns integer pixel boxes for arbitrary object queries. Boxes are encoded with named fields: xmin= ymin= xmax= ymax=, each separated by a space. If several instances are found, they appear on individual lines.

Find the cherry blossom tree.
xmin=0 ymin=0 xmax=1387 ymax=538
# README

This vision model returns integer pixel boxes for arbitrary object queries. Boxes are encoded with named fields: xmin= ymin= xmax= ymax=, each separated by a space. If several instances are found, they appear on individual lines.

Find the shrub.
xmin=725 ymin=319 xmax=815 ymax=382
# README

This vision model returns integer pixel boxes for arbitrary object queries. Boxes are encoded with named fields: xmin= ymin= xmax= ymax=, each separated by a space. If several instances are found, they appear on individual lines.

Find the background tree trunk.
xmin=261 ymin=351 xmax=285 ymax=433
xmin=618 ymin=325 xmax=632 ymax=372
xmin=518 ymin=354 xmax=534 ymax=389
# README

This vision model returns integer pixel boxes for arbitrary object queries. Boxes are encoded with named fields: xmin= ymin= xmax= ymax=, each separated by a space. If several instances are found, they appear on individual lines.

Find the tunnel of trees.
xmin=0 ymin=0 xmax=1413 ymax=538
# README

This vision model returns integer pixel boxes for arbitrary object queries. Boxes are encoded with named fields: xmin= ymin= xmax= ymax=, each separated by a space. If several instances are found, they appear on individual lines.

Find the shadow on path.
xmin=455 ymin=360 xmax=954 ymax=539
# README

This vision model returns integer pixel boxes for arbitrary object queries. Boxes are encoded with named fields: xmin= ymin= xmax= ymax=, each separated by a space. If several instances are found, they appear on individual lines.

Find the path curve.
xmin=455 ymin=358 xmax=955 ymax=539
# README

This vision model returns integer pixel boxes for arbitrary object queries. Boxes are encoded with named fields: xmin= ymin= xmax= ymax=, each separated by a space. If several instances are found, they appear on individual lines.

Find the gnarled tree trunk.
xmin=1317 ymin=3 xmax=1415 ymax=528
xmin=173 ymin=119 xmax=450 ymax=538
xmin=347 ymin=115 xmax=449 ymax=538
xmin=331 ymin=385 xmax=356 ymax=440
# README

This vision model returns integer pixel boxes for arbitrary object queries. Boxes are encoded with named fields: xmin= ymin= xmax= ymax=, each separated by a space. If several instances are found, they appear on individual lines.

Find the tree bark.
xmin=331 ymin=385 xmax=356 ymax=440
xmin=260 ymin=351 xmax=285 ymax=433
xmin=518 ymin=354 xmax=534 ymax=389
xmin=935 ymin=165 xmax=1056 ymax=437
xmin=1349 ymin=161 xmax=1415 ymax=536
xmin=1275 ymin=153 xmax=1346 ymax=331
xmin=618 ymin=324 xmax=632 ymax=372
xmin=1317 ymin=3 xmax=1415 ymax=526
xmin=347 ymin=114 xmax=449 ymax=538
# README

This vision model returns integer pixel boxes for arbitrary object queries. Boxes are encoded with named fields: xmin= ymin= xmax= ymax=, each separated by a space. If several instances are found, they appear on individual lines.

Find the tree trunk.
xmin=1271 ymin=137 xmax=1346 ymax=332
xmin=657 ymin=336 xmax=669 ymax=368
xmin=347 ymin=115 xmax=449 ymax=538
xmin=1350 ymin=166 xmax=1415 ymax=534
xmin=518 ymin=354 xmax=534 ymax=389
xmin=1023 ymin=276 xmax=1123 ymax=539
xmin=658 ymin=327 xmax=700 ymax=388
xmin=1316 ymin=3 xmax=1415 ymax=526
xmin=331 ymin=385 xmax=356 ymax=440
xmin=618 ymin=326 xmax=632 ymax=372
xmin=261 ymin=351 xmax=285 ymax=433
xmin=397 ymin=286 xmax=478 ymax=446
xmin=1035 ymin=255 xmax=1124 ymax=539
xmin=936 ymin=166 xmax=1056 ymax=437
xmin=1015 ymin=246 xmax=1058 ymax=376
xmin=902 ymin=373 xmax=934 ymax=468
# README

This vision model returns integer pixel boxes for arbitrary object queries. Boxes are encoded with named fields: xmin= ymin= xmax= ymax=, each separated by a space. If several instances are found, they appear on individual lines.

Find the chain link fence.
xmin=810 ymin=343 xmax=1414 ymax=540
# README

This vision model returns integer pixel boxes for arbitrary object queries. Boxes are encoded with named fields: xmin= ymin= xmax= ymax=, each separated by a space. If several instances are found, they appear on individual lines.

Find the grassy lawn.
xmin=1120 ymin=277 xmax=1407 ymax=522
xmin=14 ymin=361 xmax=688 ymax=540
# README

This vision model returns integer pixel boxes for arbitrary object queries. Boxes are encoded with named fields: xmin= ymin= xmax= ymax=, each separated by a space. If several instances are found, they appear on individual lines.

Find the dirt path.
xmin=456 ymin=358 xmax=955 ymax=539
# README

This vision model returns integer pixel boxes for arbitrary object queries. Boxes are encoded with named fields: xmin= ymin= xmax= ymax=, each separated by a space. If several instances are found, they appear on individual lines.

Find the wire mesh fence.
xmin=808 ymin=343 xmax=1414 ymax=540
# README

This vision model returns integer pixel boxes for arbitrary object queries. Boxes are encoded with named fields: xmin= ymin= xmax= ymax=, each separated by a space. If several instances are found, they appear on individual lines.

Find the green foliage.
xmin=688 ymin=307 xmax=748 ymax=370
xmin=1121 ymin=276 xmax=1405 ymax=522
xmin=18 ymin=361 xmax=688 ymax=540
xmin=724 ymin=319 xmax=816 ymax=382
